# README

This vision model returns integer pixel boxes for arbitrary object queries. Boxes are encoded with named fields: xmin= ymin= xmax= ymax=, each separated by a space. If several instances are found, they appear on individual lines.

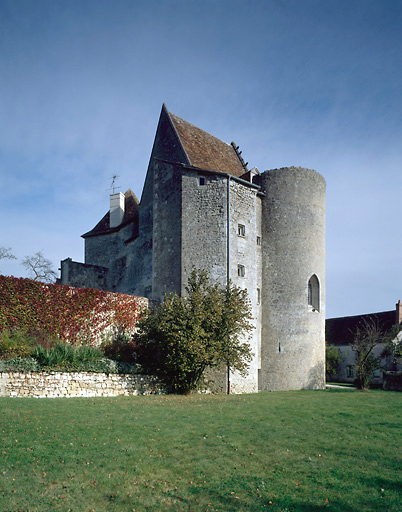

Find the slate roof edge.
xmin=326 ymin=311 xmax=395 ymax=322
xmin=81 ymin=215 xmax=136 ymax=239
xmin=153 ymin=157 xmax=261 ymax=190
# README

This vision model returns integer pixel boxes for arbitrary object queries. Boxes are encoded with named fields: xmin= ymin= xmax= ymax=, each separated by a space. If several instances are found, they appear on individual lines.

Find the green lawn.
xmin=1 ymin=389 xmax=401 ymax=512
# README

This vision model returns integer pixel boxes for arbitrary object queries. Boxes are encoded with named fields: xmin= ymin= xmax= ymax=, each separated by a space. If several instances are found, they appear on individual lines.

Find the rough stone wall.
xmin=59 ymin=258 xmax=108 ymax=291
xmin=181 ymin=171 xmax=227 ymax=289
xmin=256 ymin=195 xmax=263 ymax=386
xmin=84 ymin=224 xmax=134 ymax=292
xmin=152 ymin=161 xmax=182 ymax=300
xmin=180 ymin=171 xmax=263 ymax=393
xmin=0 ymin=372 xmax=165 ymax=398
xmin=228 ymin=179 xmax=260 ymax=393
xmin=260 ymin=167 xmax=326 ymax=391
xmin=126 ymin=169 xmax=154 ymax=298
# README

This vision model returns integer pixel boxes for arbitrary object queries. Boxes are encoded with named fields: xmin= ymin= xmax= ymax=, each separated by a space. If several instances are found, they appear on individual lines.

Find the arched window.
xmin=308 ymin=274 xmax=320 ymax=311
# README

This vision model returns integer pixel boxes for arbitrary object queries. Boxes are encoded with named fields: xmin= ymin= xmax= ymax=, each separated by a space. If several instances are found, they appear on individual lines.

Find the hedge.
xmin=0 ymin=275 xmax=147 ymax=345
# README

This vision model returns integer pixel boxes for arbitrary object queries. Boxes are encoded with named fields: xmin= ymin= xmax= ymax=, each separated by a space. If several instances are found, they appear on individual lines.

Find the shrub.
xmin=326 ymin=346 xmax=342 ymax=381
xmin=0 ymin=329 xmax=37 ymax=360
xmin=0 ymin=357 xmax=40 ymax=372
xmin=31 ymin=343 xmax=105 ymax=370
xmin=102 ymin=329 xmax=138 ymax=363
xmin=0 ymin=335 xmax=145 ymax=374
xmin=135 ymin=269 xmax=253 ymax=394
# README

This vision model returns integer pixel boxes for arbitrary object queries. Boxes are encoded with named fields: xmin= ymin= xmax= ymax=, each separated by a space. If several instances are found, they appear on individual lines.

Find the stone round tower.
xmin=260 ymin=167 xmax=326 ymax=391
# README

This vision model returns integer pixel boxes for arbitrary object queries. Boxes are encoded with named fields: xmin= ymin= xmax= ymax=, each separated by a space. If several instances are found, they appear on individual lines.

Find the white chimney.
xmin=110 ymin=192 xmax=125 ymax=228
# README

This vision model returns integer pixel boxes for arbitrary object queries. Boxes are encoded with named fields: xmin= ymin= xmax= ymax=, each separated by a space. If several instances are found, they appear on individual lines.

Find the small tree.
xmin=325 ymin=346 xmax=342 ymax=381
xmin=351 ymin=318 xmax=383 ymax=390
xmin=21 ymin=251 xmax=57 ymax=283
xmin=135 ymin=269 xmax=254 ymax=393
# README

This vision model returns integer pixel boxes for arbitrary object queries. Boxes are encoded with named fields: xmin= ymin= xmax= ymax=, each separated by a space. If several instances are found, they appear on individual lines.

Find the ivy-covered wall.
xmin=0 ymin=276 xmax=147 ymax=345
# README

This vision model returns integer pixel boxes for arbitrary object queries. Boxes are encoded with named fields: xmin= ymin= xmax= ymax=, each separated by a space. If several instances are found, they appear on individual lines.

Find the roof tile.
xmin=168 ymin=111 xmax=246 ymax=177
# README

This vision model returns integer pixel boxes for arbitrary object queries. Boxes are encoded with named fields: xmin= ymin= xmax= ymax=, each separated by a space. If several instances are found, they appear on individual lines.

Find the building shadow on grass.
xmin=365 ymin=475 xmax=402 ymax=494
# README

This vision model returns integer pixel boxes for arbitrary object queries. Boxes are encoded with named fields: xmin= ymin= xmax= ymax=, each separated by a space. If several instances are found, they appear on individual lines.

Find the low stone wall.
xmin=383 ymin=371 xmax=402 ymax=391
xmin=0 ymin=372 xmax=165 ymax=398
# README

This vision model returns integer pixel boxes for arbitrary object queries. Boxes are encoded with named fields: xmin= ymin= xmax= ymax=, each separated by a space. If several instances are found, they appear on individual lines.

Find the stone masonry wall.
xmin=260 ymin=167 xmax=326 ymax=391
xmin=152 ymin=161 xmax=182 ymax=300
xmin=181 ymin=170 xmax=227 ymax=288
xmin=0 ymin=372 xmax=165 ymax=398
xmin=59 ymin=258 xmax=109 ymax=291
xmin=228 ymin=179 xmax=260 ymax=394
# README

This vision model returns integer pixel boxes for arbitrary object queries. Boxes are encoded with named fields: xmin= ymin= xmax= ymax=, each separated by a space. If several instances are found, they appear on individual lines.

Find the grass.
xmin=0 ymin=389 xmax=401 ymax=512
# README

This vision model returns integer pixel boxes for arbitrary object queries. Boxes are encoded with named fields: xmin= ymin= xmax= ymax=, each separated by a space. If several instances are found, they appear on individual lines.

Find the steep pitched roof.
xmin=82 ymin=189 xmax=139 ymax=239
xmin=166 ymin=108 xmax=247 ymax=178
xmin=326 ymin=310 xmax=396 ymax=345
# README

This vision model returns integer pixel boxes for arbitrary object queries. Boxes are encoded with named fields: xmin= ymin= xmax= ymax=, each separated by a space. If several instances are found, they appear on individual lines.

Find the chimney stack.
xmin=396 ymin=300 xmax=402 ymax=324
xmin=110 ymin=192 xmax=125 ymax=228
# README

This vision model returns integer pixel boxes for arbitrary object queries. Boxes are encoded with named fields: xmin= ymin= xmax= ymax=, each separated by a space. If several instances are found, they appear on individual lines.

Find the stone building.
xmin=326 ymin=301 xmax=402 ymax=385
xmin=59 ymin=104 xmax=326 ymax=393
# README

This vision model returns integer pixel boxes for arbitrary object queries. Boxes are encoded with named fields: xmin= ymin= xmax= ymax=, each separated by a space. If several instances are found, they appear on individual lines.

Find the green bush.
xmin=135 ymin=269 xmax=253 ymax=394
xmin=101 ymin=329 xmax=138 ymax=363
xmin=0 ymin=333 xmax=144 ymax=374
xmin=31 ymin=343 xmax=105 ymax=370
xmin=326 ymin=346 xmax=342 ymax=381
xmin=50 ymin=358 xmax=118 ymax=374
xmin=116 ymin=362 xmax=144 ymax=374
xmin=0 ymin=357 xmax=40 ymax=372
xmin=0 ymin=329 xmax=37 ymax=360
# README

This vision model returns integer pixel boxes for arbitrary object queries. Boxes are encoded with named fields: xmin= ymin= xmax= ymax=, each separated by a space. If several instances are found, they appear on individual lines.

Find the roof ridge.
xmin=231 ymin=141 xmax=249 ymax=172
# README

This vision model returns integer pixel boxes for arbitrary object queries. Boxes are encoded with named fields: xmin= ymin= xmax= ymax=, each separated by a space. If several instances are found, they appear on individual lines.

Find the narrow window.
xmin=199 ymin=176 xmax=206 ymax=186
xmin=256 ymin=236 xmax=261 ymax=246
xmin=257 ymin=288 xmax=261 ymax=304
xmin=308 ymin=274 xmax=320 ymax=311
xmin=238 ymin=224 xmax=245 ymax=237
xmin=346 ymin=366 xmax=354 ymax=378
xmin=238 ymin=265 xmax=245 ymax=277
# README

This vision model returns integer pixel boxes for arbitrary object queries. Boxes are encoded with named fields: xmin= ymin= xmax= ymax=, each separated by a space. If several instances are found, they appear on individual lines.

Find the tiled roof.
xmin=326 ymin=310 xmax=396 ymax=345
xmin=168 ymin=110 xmax=247 ymax=178
xmin=82 ymin=190 xmax=139 ymax=239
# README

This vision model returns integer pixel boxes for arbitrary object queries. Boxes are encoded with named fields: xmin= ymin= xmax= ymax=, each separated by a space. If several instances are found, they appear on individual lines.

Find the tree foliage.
xmin=325 ymin=346 xmax=342 ymax=381
xmin=351 ymin=318 xmax=383 ymax=390
xmin=135 ymin=269 xmax=254 ymax=393
xmin=21 ymin=251 xmax=57 ymax=283
xmin=382 ymin=324 xmax=402 ymax=366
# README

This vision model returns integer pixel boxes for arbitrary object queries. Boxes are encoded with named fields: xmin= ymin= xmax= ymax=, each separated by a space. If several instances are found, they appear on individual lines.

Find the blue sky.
xmin=0 ymin=0 xmax=401 ymax=318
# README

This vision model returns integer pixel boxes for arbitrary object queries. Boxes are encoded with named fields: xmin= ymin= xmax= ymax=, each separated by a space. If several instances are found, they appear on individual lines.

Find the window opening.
xmin=238 ymin=224 xmax=245 ymax=237
xmin=256 ymin=236 xmax=261 ymax=246
xmin=238 ymin=265 xmax=245 ymax=277
xmin=198 ymin=176 xmax=206 ymax=186
xmin=257 ymin=288 xmax=261 ymax=304
xmin=308 ymin=274 xmax=320 ymax=311
xmin=346 ymin=366 xmax=354 ymax=378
